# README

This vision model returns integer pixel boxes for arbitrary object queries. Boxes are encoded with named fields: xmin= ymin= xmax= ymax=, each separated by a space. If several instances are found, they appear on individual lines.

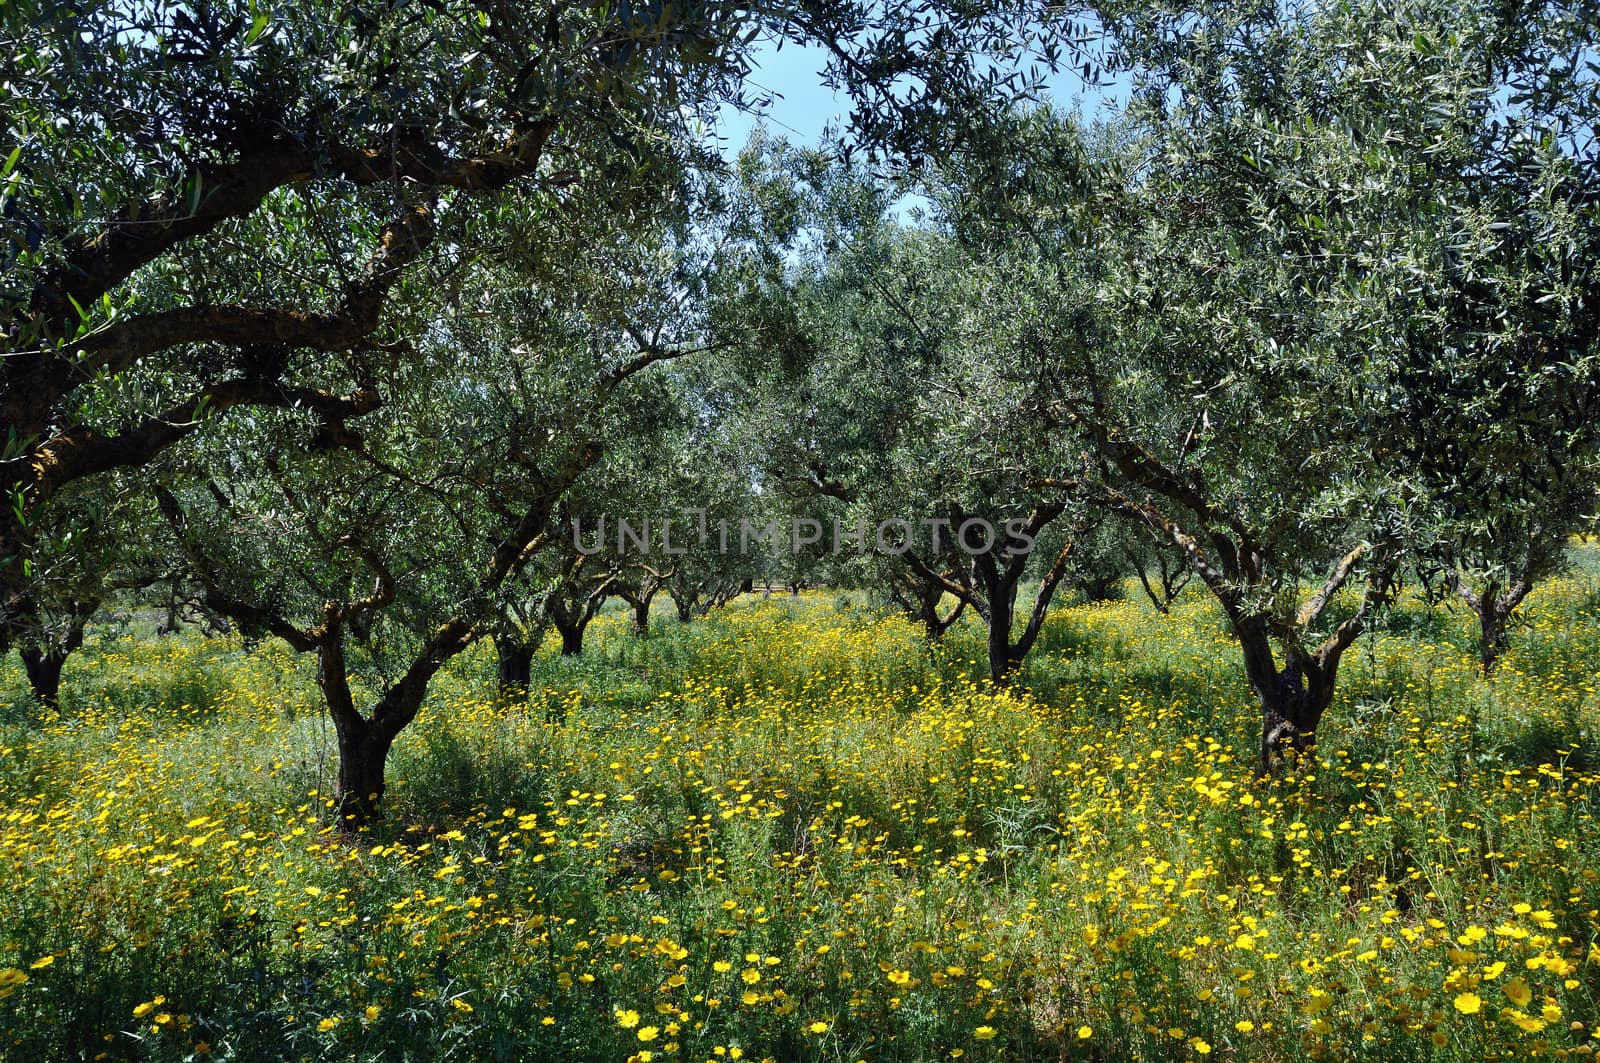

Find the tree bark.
xmin=1478 ymin=602 xmax=1510 ymax=676
xmin=622 ymin=591 xmax=655 ymax=635
xmin=318 ymin=622 xmax=466 ymax=832
xmin=986 ymin=602 xmax=1019 ymax=685
xmin=335 ymin=723 xmax=396 ymax=829
xmin=962 ymin=524 xmax=1073 ymax=687
xmin=1452 ymin=576 xmax=1530 ymax=677
xmin=1254 ymin=669 xmax=1335 ymax=775
xmin=1235 ymin=620 xmax=1339 ymax=775
xmin=901 ymin=576 xmax=966 ymax=640
xmin=552 ymin=615 xmax=586 ymax=656
xmin=495 ymin=637 xmax=536 ymax=698
xmin=673 ymin=592 xmax=696 ymax=623
xmin=20 ymin=647 xmax=68 ymax=710
xmin=18 ymin=608 xmax=89 ymax=709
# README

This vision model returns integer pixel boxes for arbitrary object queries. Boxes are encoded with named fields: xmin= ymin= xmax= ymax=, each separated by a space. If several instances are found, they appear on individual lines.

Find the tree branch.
xmin=1066 ymin=402 xmax=1257 ymax=584
xmin=29 ymin=381 xmax=382 ymax=504
xmin=73 ymin=205 xmax=435 ymax=380
xmin=28 ymin=136 xmax=318 ymax=339
xmin=1095 ymin=483 xmax=1244 ymax=622
xmin=29 ymin=118 xmax=555 ymax=343
xmin=904 ymin=549 xmax=978 ymax=611
xmin=1312 ymin=554 xmax=1399 ymax=670
xmin=152 ymin=483 xmax=323 ymax=654
xmin=1014 ymin=535 xmax=1076 ymax=661
xmin=1296 ymin=542 xmax=1369 ymax=631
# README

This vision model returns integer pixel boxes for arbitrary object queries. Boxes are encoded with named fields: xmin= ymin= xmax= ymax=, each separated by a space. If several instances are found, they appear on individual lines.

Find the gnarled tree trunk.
xmin=673 ymin=592 xmax=696 ymax=623
xmin=334 ymin=722 xmax=396 ymax=828
xmin=317 ymin=624 xmax=461 ymax=831
xmin=907 ymin=507 xmax=1076 ymax=688
xmin=559 ymin=621 xmax=584 ymax=655
xmin=890 ymin=569 xmax=967 ymax=640
xmin=543 ymin=566 xmax=613 ymax=658
xmin=1239 ymin=627 xmax=1339 ymax=776
xmin=495 ymin=636 xmax=536 ymax=698
xmin=20 ymin=646 xmax=69 ymax=710
xmin=1477 ymin=604 xmax=1512 ymax=676
xmin=1450 ymin=575 xmax=1531 ymax=677
xmin=1088 ymin=438 xmax=1396 ymax=781
xmin=618 ymin=590 xmax=655 ymax=635
xmin=17 ymin=605 xmax=91 ymax=710
xmin=983 ymin=572 xmax=1022 ymax=685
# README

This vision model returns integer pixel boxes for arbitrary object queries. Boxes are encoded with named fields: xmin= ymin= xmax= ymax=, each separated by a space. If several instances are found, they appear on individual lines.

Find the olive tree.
xmin=945 ymin=0 xmax=1600 ymax=769
xmin=711 ymin=139 xmax=1099 ymax=681
xmin=156 ymin=164 xmax=701 ymax=826
xmin=0 ymin=0 xmax=1091 ymax=661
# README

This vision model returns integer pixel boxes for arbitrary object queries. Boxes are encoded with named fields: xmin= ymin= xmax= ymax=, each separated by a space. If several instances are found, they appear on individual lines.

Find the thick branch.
xmin=1296 ymin=542 xmax=1369 ymax=631
xmin=1312 ymin=557 xmax=1398 ymax=671
xmin=74 ymin=205 xmax=435 ymax=379
xmin=30 ymin=119 xmax=553 ymax=343
xmin=1067 ymin=405 xmax=1256 ymax=583
xmin=317 ymin=616 xmax=370 ymax=738
xmin=1499 ymin=578 xmax=1533 ymax=616
xmin=1015 ymin=536 xmax=1076 ymax=661
xmin=1095 ymin=484 xmax=1243 ymax=621
xmin=30 ymin=381 xmax=381 ymax=504
xmin=328 ymin=119 xmax=556 ymax=192
xmin=1002 ymin=502 xmax=1065 ymax=584
xmin=28 ymin=136 xmax=317 ymax=339
xmin=486 ymin=444 xmax=601 ymax=588
xmin=369 ymin=617 xmax=480 ymax=740
xmin=904 ymin=550 xmax=978 ymax=610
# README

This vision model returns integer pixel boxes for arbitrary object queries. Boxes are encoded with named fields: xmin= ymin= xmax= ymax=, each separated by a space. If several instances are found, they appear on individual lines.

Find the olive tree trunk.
xmin=17 ymin=606 xmax=91 ymax=710
xmin=1451 ymin=576 xmax=1531 ymax=677
xmin=20 ymin=646 xmax=69 ymax=710
xmin=495 ymin=636 xmax=536 ymax=698
xmin=673 ymin=592 xmax=696 ymax=623
xmin=909 ymin=513 xmax=1076 ymax=688
xmin=335 ymin=723 xmax=397 ymax=827
xmin=316 ymin=623 xmax=469 ymax=830
xmin=1235 ymin=619 xmax=1341 ymax=775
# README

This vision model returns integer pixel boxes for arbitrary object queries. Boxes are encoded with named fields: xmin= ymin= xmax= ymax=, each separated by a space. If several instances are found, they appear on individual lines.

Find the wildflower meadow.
xmin=2 ymin=558 xmax=1597 ymax=1062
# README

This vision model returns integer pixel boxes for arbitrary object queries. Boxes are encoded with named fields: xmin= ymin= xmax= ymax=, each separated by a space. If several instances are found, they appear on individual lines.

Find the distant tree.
xmin=712 ymin=140 xmax=1105 ymax=681
xmin=544 ymin=552 xmax=620 ymax=657
xmin=492 ymin=591 xmax=554 ymax=700
xmin=11 ymin=475 xmax=169 ymax=708
xmin=1124 ymin=527 xmax=1193 ymax=615
xmin=1383 ymin=28 xmax=1600 ymax=675
xmin=881 ymin=559 xmax=968 ymax=640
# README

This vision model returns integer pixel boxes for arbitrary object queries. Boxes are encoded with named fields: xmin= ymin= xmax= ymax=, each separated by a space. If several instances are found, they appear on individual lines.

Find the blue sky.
xmin=713 ymin=35 xmax=1131 ymax=160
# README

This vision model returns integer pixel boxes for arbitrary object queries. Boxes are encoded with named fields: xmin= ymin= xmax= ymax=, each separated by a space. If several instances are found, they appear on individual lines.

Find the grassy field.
xmin=2 ymin=558 xmax=1599 ymax=1061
